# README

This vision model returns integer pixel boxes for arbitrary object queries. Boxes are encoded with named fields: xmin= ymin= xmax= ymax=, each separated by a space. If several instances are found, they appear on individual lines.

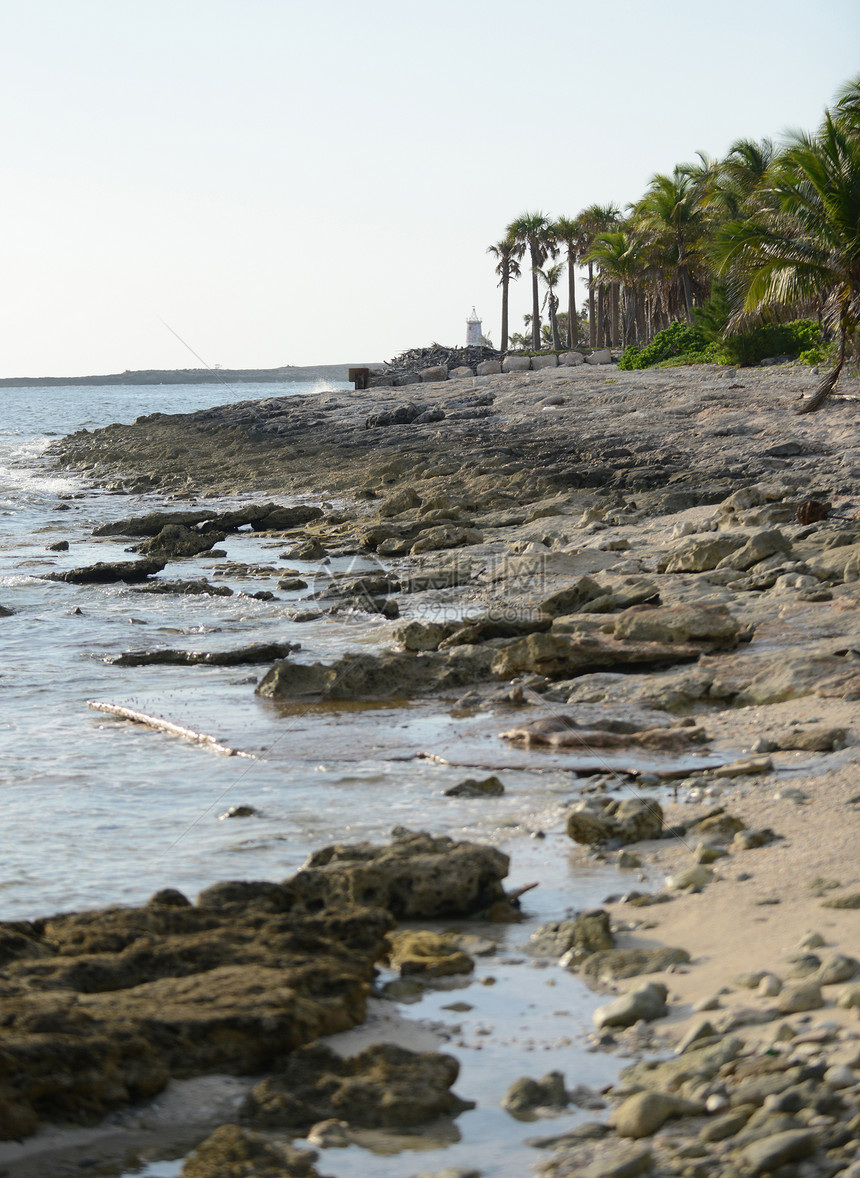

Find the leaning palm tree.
xmin=713 ymin=99 xmax=860 ymax=413
xmin=537 ymin=262 xmax=565 ymax=350
xmin=487 ymin=236 xmax=523 ymax=352
xmin=507 ymin=211 xmax=556 ymax=349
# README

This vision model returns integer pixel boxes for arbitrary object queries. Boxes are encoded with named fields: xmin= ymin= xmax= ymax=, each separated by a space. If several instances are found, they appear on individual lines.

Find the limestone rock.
xmin=558 ymin=351 xmax=585 ymax=366
xmin=738 ymin=1128 xmax=818 ymax=1173
xmin=45 ymin=558 xmax=166 ymax=584
xmin=182 ymin=1124 xmax=323 ymax=1178
xmin=136 ymin=524 xmax=226 ymax=558
xmin=716 ymin=528 xmax=791 ymax=571
xmin=612 ymin=1090 xmax=704 ymax=1138
xmin=667 ymin=865 xmax=714 ymax=892
xmin=502 ymin=355 xmax=531 ymax=372
xmin=567 ymin=798 xmax=663 ymax=847
xmin=612 ymin=603 xmax=742 ymax=646
xmin=477 ymin=359 xmax=502 ymax=375
xmin=777 ymin=981 xmax=825 ymax=1013
xmin=540 ymin=576 xmax=605 ymax=617
xmin=531 ymin=354 xmax=558 ymax=369
xmin=376 ymin=487 xmax=421 ymax=517
xmin=387 ymin=930 xmax=475 ymax=977
xmin=593 ymin=982 xmax=669 ymax=1029
xmin=585 ymin=349 xmax=612 ymax=365
xmin=502 ymin=1070 xmax=568 ymax=1118
xmin=287 ymin=830 xmax=510 ymax=920
xmin=444 ymin=775 xmax=505 ymax=798
xmin=419 ymin=365 xmax=448 ymax=382
xmin=530 ymin=910 xmax=614 ymax=960
xmin=245 ymin=1041 xmax=471 ymax=1129
xmin=662 ymin=534 xmax=747 ymax=573
xmin=581 ymin=947 xmax=691 ymax=982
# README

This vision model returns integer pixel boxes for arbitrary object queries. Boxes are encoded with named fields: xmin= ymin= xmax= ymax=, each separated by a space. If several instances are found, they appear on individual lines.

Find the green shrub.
xmin=720 ymin=318 xmax=821 ymax=366
xmin=618 ymin=321 xmax=709 ymax=369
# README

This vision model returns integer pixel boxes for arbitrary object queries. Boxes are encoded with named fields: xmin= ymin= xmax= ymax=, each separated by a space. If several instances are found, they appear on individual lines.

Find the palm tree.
xmin=713 ymin=94 xmax=860 ymax=412
xmin=552 ymin=216 xmax=584 ymax=347
xmin=507 ymin=211 xmax=556 ymax=349
xmin=537 ymin=263 xmax=565 ymax=350
xmin=576 ymin=204 xmax=620 ymax=345
xmin=584 ymin=228 xmax=649 ymax=347
xmin=487 ymin=236 xmax=523 ymax=352
xmin=633 ymin=169 xmax=708 ymax=322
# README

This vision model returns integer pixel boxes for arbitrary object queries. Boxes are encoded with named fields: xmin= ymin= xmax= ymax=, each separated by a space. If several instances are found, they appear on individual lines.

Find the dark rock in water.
xmin=0 ymin=605 xmax=14 ymax=617
xmin=93 ymin=502 xmax=323 ymax=538
xmin=243 ymin=1040 xmax=472 ymax=1129
xmin=108 ymin=641 xmax=300 ymax=667
xmin=528 ymin=910 xmax=614 ymax=960
xmin=287 ymin=829 xmax=510 ymax=919
xmin=444 ymin=775 xmax=505 ymax=798
xmin=0 ymin=889 xmax=393 ymax=1139
xmin=182 ymin=1124 xmax=323 ymax=1178
xmin=502 ymin=1070 xmax=569 ymax=1119
xmin=255 ymin=645 xmax=498 ymax=701
xmin=135 ymin=524 xmax=226 ymax=558
xmin=45 ymin=558 xmax=166 ymax=584
xmin=46 ymin=539 xmax=69 ymax=551
xmin=134 ymin=578 xmax=234 ymax=597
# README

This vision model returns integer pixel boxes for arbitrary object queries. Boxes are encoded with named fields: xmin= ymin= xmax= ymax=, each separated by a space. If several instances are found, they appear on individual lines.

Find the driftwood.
xmin=87 ymin=701 xmax=255 ymax=757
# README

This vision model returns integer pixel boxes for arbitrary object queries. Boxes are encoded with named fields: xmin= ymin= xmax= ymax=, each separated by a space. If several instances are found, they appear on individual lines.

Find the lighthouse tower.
xmin=466 ymin=307 xmax=482 ymax=346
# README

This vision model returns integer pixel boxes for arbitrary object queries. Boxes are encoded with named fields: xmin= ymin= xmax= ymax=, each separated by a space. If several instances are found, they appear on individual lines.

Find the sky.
xmin=2 ymin=0 xmax=858 ymax=377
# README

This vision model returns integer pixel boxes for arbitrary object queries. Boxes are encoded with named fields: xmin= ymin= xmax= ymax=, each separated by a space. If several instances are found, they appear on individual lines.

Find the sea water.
xmin=0 ymin=379 xmax=644 ymax=1177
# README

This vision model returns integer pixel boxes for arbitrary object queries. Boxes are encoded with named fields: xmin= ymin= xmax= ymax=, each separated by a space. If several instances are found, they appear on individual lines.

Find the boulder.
xmin=502 ymin=355 xmax=531 ymax=372
xmin=594 ymin=982 xmax=668 ymax=1029
xmin=558 ymin=351 xmax=585 ymax=366
xmin=738 ymin=1129 xmax=818 ymax=1174
xmin=387 ymin=930 xmax=474 ymax=977
xmin=0 ymin=891 xmax=393 ymax=1139
xmin=567 ymin=798 xmax=663 ymax=846
xmin=394 ymin=619 xmax=463 ymax=651
xmin=716 ymin=528 xmax=791 ymax=571
xmin=502 ymin=1070 xmax=568 ymax=1118
xmin=181 ymin=1125 xmax=323 ymax=1178
xmin=376 ymin=487 xmax=421 ymax=517
xmin=612 ymin=1090 xmax=704 ymax=1138
xmin=529 ymin=910 xmax=614 ymax=960
xmin=136 ymin=524 xmax=226 ymax=558
xmin=585 ymin=349 xmax=613 ymax=365
xmin=477 ymin=359 xmax=502 ymax=375
xmin=491 ymin=633 xmax=704 ymax=680
xmin=540 ymin=576 xmax=606 ymax=616
xmin=256 ymin=645 xmax=499 ymax=702
xmin=661 ymin=535 xmax=747 ymax=573
xmin=243 ymin=1041 xmax=472 ymax=1129
xmin=419 ymin=365 xmax=448 ymax=383
xmin=448 ymin=365 xmax=474 ymax=379
xmin=410 ymin=525 xmax=483 ymax=554
xmin=286 ymin=830 xmax=510 ymax=919
xmin=531 ymin=354 xmax=558 ymax=369
xmin=45 ymin=558 xmax=166 ymax=584
xmin=612 ymin=603 xmax=742 ymax=646
xmin=444 ymin=775 xmax=505 ymax=798
xmin=777 ymin=981 xmax=825 ymax=1013
xmin=581 ymin=947 xmax=691 ymax=982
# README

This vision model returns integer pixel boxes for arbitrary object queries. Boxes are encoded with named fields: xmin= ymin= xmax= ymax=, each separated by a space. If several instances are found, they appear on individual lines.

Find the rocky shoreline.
xmin=18 ymin=361 xmax=860 ymax=1176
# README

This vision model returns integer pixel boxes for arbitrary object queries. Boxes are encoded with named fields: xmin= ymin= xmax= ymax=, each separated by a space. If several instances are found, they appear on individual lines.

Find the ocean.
xmin=0 ymin=378 xmax=631 ymax=1177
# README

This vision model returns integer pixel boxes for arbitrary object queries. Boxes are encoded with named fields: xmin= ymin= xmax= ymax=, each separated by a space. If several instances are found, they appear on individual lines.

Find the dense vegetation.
xmin=489 ymin=76 xmax=860 ymax=411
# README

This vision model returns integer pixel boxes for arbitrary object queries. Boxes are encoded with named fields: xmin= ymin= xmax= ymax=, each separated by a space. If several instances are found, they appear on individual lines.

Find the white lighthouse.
xmin=466 ymin=306 xmax=482 ymax=346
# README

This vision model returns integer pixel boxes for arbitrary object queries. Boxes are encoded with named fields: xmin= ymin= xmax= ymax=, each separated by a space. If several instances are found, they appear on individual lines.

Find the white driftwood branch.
xmin=87 ymin=700 xmax=255 ymax=758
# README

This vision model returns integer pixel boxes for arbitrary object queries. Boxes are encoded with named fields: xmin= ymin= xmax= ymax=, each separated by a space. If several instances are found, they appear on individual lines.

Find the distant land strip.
xmin=0 ymin=363 xmax=376 ymax=388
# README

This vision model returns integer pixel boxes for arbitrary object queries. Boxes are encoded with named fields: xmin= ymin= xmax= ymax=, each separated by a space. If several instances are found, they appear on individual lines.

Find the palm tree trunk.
xmin=610 ymin=283 xmax=620 ymax=347
xmin=597 ymin=285 xmax=606 ymax=347
xmin=587 ymin=263 xmax=596 ymax=347
xmin=501 ymin=274 xmax=510 ymax=352
xmin=530 ymin=250 xmax=541 ymax=350
xmin=567 ymin=252 xmax=578 ymax=347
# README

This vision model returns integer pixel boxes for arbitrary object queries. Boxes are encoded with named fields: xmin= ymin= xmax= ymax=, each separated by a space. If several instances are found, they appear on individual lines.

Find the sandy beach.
xmin=9 ymin=359 xmax=859 ymax=1176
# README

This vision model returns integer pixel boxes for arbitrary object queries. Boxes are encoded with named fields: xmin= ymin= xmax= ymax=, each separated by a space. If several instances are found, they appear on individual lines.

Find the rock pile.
xmin=370 ymin=344 xmax=502 ymax=386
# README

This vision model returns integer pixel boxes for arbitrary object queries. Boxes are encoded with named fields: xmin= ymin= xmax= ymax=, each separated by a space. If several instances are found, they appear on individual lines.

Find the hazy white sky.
xmin=2 ymin=0 xmax=858 ymax=376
